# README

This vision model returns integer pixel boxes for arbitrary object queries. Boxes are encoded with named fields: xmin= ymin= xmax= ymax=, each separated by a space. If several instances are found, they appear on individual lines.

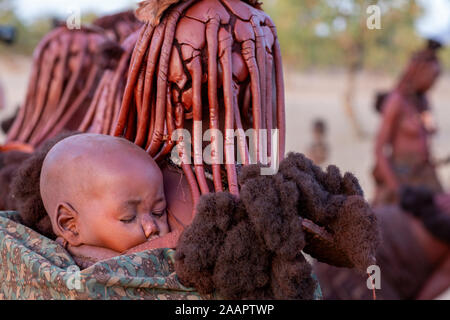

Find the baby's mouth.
xmin=148 ymin=234 xmax=160 ymax=241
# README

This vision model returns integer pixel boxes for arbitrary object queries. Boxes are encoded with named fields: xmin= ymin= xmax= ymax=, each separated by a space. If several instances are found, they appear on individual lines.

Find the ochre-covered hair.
xmin=78 ymin=32 xmax=139 ymax=135
xmin=6 ymin=27 xmax=122 ymax=148
xmin=93 ymin=11 xmax=143 ymax=43
xmin=397 ymin=48 xmax=439 ymax=95
xmin=114 ymin=0 xmax=286 ymax=206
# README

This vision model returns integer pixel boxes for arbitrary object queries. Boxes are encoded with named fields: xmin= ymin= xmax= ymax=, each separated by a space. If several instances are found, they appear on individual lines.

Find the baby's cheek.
xmin=159 ymin=215 xmax=170 ymax=236
xmin=106 ymin=224 xmax=148 ymax=253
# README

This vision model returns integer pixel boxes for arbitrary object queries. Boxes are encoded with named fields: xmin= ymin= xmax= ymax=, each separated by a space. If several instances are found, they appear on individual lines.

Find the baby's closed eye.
xmin=152 ymin=208 xmax=167 ymax=218
xmin=120 ymin=215 xmax=137 ymax=224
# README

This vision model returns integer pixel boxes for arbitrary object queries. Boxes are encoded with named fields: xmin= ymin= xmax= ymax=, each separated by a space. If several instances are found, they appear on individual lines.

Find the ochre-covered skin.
xmin=8 ymin=131 xmax=195 ymax=265
xmin=114 ymin=0 xmax=286 ymax=206
xmin=40 ymin=134 xmax=171 ymax=263
xmin=5 ymin=27 xmax=122 ymax=148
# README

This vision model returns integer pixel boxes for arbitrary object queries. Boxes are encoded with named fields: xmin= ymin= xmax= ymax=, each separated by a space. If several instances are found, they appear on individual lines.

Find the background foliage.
xmin=264 ymin=0 xmax=450 ymax=72
xmin=1 ymin=0 xmax=450 ymax=72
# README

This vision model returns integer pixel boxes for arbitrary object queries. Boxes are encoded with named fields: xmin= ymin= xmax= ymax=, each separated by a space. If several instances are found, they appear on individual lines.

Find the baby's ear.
xmin=54 ymin=202 xmax=82 ymax=247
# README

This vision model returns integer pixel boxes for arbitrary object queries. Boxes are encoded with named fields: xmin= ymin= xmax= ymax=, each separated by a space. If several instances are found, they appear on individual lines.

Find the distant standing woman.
xmin=373 ymin=41 xmax=443 ymax=205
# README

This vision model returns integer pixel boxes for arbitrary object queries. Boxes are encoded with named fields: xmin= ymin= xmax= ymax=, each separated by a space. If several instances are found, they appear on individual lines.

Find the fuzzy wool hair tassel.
xmin=135 ymin=0 xmax=263 ymax=25
xmin=175 ymin=153 xmax=379 ymax=299
xmin=135 ymin=0 xmax=183 ymax=25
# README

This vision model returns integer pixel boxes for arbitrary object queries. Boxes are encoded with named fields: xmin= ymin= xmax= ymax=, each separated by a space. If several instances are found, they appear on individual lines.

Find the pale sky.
xmin=13 ymin=0 xmax=137 ymax=21
xmin=12 ymin=0 xmax=450 ymax=44
xmin=417 ymin=0 xmax=450 ymax=43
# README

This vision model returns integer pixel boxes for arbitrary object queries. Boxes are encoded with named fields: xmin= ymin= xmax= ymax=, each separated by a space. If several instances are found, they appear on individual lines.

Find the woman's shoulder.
xmin=386 ymin=91 xmax=407 ymax=108
xmin=380 ymin=91 xmax=408 ymax=117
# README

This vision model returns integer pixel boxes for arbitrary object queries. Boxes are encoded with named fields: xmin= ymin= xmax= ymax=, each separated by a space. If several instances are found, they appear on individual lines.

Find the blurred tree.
xmin=265 ymin=0 xmax=422 ymax=70
xmin=0 ymin=0 xmax=101 ymax=55
xmin=265 ymin=0 xmax=424 ymax=138
xmin=0 ymin=0 xmax=51 ymax=55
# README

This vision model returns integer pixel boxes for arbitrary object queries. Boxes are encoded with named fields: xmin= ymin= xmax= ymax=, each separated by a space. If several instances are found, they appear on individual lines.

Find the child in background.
xmin=307 ymin=119 xmax=330 ymax=167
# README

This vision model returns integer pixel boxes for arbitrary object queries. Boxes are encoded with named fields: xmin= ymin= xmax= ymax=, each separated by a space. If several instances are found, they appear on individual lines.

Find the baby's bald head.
xmin=40 ymin=134 xmax=169 ymax=252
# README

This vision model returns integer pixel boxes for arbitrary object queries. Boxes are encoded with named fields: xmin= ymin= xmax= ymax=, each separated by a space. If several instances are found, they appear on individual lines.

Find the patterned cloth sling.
xmin=0 ymin=211 xmax=202 ymax=300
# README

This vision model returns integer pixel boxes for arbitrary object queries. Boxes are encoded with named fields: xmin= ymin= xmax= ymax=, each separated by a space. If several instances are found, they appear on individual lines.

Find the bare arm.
xmin=436 ymin=194 xmax=450 ymax=213
xmin=421 ymin=110 xmax=438 ymax=135
xmin=374 ymin=93 xmax=402 ymax=191
xmin=416 ymin=252 xmax=450 ymax=300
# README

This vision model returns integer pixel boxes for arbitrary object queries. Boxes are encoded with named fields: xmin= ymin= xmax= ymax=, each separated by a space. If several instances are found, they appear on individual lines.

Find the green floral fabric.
xmin=0 ymin=211 xmax=202 ymax=300
xmin=0 ymin=211 xmax=322 ymax=300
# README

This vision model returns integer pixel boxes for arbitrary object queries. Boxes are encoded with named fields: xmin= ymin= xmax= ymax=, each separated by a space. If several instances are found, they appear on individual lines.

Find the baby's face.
xmin=73 ymin=151 xmax=169 ymax=253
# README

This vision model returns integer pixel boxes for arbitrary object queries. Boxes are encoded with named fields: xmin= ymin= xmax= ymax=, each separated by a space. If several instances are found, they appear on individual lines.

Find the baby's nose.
xmin=141 ymin=214 xmax=159 ymax=239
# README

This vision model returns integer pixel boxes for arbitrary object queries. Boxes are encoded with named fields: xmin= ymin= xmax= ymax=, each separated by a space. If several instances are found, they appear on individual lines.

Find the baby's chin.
xmin=123 ymin=231 xmax=174 ymax=254
xmin=114 ymin=236 xmax=161 ymax=253
xmin=126 ymin=233 xmax=162 ymax=249
xmin=147 ymin=234 xmax=161 ymax=242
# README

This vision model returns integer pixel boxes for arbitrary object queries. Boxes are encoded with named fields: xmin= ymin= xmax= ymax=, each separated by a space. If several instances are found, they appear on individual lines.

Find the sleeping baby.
xmin=12 ymin=133 xmax=191 ymax=268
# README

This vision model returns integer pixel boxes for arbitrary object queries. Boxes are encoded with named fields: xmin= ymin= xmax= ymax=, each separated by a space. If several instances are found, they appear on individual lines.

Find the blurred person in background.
xmin=373 ymin=40 xmax=443 ymax=206
xmin=306 ymin=119 xmax=330 ymax=167
xmin=315 ymin=186 xmax=450 ymax=300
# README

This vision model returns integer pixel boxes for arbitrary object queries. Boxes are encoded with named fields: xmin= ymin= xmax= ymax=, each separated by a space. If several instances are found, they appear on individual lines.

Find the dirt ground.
xmin=0 ymin=54 xmax=449 ymax=299
xmin=0 ymin=54 xmax=31 ymax=139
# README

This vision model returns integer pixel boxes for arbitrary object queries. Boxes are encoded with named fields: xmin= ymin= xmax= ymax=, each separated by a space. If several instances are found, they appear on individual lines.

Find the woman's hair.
xmin=374 ymin=92 xmax=389 ymax=114
xmin=313 ymin=119 xmax=327 ymax=134
xmin=397 ymin=48 xmax=439 ymax=94
xmin=427 ymin=39 xmax=443 ymax=51
xmin=9 ymin=131 xmax=79 ymax=239
xmin=175 ymin=153 xmax=379 ymax=300
xmin=243 ymin=0 xmax=263 ymax=8
xmin=92 ymin=11 xmax=142 ymax=43
xmin=0 ymin=151 xmax=31 ymax=210
xmin=5 ymin=27 xmax=122 ymax=148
